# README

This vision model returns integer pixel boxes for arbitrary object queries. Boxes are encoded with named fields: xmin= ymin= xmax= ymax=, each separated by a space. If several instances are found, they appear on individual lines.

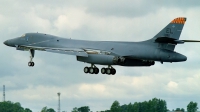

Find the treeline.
xmin=72 ymin=106 xmax=90 ymax=112
xmin=0 ymin=101 xmax=32 ymax=112
xmin=101 ymin=98 xmax=167 ymax=112
xmin=0 ymin=101 xmax=56 ymax=112
xmin=72 ymin=98 xmax=198 ymax=112
xmin=0 ymin=98 xmax=198 ymax=112
xmin=71 ymin=98 xmax=167 ymax=112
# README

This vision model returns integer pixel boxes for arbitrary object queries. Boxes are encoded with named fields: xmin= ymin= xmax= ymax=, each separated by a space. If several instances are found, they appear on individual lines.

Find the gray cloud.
xmin=86 ymin=0 xmax=200 ymax=18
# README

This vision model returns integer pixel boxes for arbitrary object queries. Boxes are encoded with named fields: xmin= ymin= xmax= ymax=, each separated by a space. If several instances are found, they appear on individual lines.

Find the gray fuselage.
xmin=4 ymin=33 xmax=187 ymax=66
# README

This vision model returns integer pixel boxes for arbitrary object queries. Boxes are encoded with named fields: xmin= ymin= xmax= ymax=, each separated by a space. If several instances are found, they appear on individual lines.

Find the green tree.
xmin=127 ymin=103 xmax=134 ymax=112
xmin=181 ymin=108 xmax=185 ymax=112
xmin=110 ymin=100 xmax=121 ymax=112
xmin=78 ymin=106 xmax=90 ymax=112
xmin=121 ymin=104 xmax=128 ymax=112
xmin=140 ymin=101 xmax=149 ymax=112
xmin=187 ymin=101 xmax=198 ymax=112
xmin=41 ymin=107 xmax=55 ymax=112
xmin=24 ymin=108 xmax=32 ymax=112
xmin=158 ymin=99 xmax=167 ymax=112
xmin=148 ymin=98 xmax=167 ymax=112
xmin=41 ymin=106 xmax=48 ymax=112
xmin=0 ymin=101 xmax=32 ymax=112
xmin=72 ymin=107 xmax=78 ymax=112
xmin=46 ymin=108 xmax=56 ymax=112
xmin=133 ymin=102 xmax=139 ymax=112
xmin=176 ymin=108 xmax=181 ymax=111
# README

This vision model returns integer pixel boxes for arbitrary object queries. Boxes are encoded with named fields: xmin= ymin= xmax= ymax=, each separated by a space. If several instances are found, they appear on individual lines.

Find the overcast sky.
xmin=0 ymin=0 xmax=200 ymax=111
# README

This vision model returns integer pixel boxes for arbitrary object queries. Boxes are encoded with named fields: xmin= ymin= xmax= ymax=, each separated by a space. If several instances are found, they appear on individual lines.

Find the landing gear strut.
xmin=28 ymin=49 xmax=35 ymax=67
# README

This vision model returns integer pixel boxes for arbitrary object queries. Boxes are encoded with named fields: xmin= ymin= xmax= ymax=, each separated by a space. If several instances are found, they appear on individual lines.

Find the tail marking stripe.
xmin=171 ymin=17 xmax=186 ymax=24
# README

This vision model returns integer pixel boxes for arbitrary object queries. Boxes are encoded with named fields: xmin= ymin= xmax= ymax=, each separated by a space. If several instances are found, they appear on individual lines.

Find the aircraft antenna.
xmin=3 ymin=85 xmax=5 ymax=102
xmin=57 ymin=92 xmax=61 ymax=112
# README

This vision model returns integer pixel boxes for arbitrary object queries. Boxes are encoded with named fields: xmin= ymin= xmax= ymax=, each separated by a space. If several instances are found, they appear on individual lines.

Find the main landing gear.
xmin=84 ymin=64 xmax=99 ymax=74
xmin=101 ymin=65 xmax=116 ymax=75
xmin=28 ymin=49 xmax=35 ymax=67
xmin=84 ymin=64 xmax=116 ymax=75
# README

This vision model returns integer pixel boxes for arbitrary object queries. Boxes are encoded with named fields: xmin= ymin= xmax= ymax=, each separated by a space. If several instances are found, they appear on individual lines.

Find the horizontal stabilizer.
xmin=155 ymin=37 xmax=200 ymax=44
xmin=155 ymin=37 xmax=184 ymax=44
xmin=182 ymin=40 xmax=200 ymax=42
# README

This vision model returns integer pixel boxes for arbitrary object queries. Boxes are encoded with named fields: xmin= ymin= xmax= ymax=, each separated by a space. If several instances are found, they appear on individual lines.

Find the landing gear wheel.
xmin=106 ymin=68 xmax=111 ymax=75
xmin=84 ymin=64 xmax=100 ymax=74
xmin=84 ymin=67 xmax=89 ymax=73
xmin=94 ymin=68 xmax=99 ymax=74
xmin=111 ymin=69 xmax=116 ymax=75
xmin=101 ymin=68 xmax=106 ymax=74
xmin=152 ymin=61 xmax=155 ymax=65
xmin=28 ymin=62 xmax=32 ymax=66
xmin=89 ymin=67 xmax=94 ymax=74
xmin=31 ymin=62 xmax=34 ymax=66
xmin=28 ymin=62 xmax=34 ymax=67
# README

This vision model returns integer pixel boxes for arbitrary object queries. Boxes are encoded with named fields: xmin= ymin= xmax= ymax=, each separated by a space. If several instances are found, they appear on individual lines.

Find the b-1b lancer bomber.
xmin=4 ymin=17 xmax=200 ymax=75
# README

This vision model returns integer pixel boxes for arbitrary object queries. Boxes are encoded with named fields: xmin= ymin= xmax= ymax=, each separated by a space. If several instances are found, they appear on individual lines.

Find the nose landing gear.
xmin=28 ymin=49 xmax=35 ymax=67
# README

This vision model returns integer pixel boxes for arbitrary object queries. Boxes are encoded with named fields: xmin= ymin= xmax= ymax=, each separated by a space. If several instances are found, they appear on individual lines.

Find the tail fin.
xmin=150 ymin=17 xmax=186 ymax=51
xmin=154 ymin=17 xmax=186 ymax=39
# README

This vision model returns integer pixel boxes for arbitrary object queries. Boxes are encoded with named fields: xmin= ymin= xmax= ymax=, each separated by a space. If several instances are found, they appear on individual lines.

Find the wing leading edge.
xmin=18 ymin=45 xmax=88 ymax=57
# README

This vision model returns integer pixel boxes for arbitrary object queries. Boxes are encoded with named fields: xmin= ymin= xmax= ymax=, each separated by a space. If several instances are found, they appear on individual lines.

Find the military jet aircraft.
xmin=4 ymin=17 xmax=200 ymax=75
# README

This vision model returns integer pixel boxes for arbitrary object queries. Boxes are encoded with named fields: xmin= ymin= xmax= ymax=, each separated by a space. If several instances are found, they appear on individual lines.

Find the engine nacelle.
xmin=77 ymin=54 xmax=125 ymax=65
xmin=120 ymin=58 xmax=155 ymax=66
xmin=142 ymin=60 xmax=155 ymax=66
xmin=113 ymin=56 xmax=126 ymax=64
xmin=77 ymin=54 xmax=155 ymax=66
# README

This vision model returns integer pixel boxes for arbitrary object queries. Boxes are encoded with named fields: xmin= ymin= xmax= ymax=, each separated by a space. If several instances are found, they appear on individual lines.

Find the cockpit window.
xmin=21 ymin=34 xmax=26 ymax=37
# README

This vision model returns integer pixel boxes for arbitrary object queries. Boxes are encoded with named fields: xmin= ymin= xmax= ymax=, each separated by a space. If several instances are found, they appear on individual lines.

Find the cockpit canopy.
xmin=21 ymin=34 xmax=26 ymax=37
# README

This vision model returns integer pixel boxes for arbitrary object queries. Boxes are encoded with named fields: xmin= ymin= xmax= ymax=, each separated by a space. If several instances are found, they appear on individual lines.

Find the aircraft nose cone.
xmin=3 ymin=39 xmax=15 ymax=47
xmin=181 ymin=55 xmax=187 ymax=61
xmin=3 ymin=40 xmax=8 ymax=45
xmin=4 ymin=38 xmax=18 ymax=47
xmin=177 ymin=54 xmax=187 ymax=61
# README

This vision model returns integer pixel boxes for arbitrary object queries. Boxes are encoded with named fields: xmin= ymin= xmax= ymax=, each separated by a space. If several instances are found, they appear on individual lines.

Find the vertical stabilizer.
xmin=150 ymin=17 xmax=186 ymax=51
xmin=154 ymin=17 xmax=186 ymax=39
